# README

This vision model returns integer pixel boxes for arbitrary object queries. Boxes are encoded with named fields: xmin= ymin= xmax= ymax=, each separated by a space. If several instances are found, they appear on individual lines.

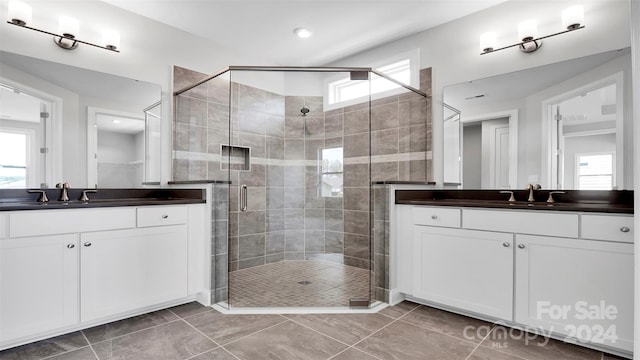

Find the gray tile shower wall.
xmin=173 ymin=66 xmax=432 ymax=304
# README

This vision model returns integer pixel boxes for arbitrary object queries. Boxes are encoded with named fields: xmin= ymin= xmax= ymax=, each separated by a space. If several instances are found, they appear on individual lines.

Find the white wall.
xmin=0 ymin=0 xmax=254 ymax=186
xmin=97 ymin=131 xmax=138 ymax=164
xmin=329 ymin=0 xmax=631 ymax=185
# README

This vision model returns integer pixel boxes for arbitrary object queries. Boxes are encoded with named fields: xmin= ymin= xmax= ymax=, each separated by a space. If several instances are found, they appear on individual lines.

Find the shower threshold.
xmin=211 ymin=301 xmax=387 ymax=315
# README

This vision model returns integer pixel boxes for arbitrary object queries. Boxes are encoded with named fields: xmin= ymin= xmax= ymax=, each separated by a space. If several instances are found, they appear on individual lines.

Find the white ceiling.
xmin=101 ymin=0 xmax=508 ymax=66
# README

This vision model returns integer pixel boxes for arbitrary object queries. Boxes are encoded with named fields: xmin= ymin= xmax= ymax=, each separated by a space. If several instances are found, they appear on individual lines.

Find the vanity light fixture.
xmin=480 ymin=5 xmax=584 ymax=55
xmin=6 ymin=0 xmax=120 ymax=53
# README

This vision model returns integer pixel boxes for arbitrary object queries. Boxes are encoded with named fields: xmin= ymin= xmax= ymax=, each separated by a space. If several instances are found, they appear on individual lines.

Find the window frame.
xmin=319 ymin=146 xmax=344 ymax=198
xmin=0 ymin=127 xmax=36 ymax=188
xmin=323 ymin=49 xmax=420 ymax=111
xmin=574 ymin=151 xmax=616 ymax=190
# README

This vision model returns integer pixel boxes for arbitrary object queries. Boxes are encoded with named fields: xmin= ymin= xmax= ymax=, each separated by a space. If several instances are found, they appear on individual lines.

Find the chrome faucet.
xmin=500 ymin=190 xmax=516 ymax=202
xmin=27 ymin=189 xmax=49 ymax=203
xmin=546 ymin=191 xmax=566 ymax=203
xmin=56 ymin=182 xmax=70 ymax=202
xmin=80 ymin=189 xmax=98 ymax=202
xmin=526 ymin=183 xmax=541 ymax=202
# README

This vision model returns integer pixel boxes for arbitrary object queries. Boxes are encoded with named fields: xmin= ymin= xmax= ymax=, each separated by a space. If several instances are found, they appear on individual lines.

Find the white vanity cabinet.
xmin=0 ymin=203 xmax=206 ymax=350
xmin=412 ymin=226 xmax=514 ymax=319
xmin=81 ymin=225 xmax=188 ymax=322
xmin=0 ymin=234 xmax=79 ymax=342
xmin=514 ymin=234 xmax=634 ymax=352
xmin=395 ymin=204 xmax=634 ymax=355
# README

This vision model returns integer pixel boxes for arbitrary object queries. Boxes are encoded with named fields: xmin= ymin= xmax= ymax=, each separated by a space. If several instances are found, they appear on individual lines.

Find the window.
xmin=321 ymin=147 xmax=343 ymax=197
xmin=0 ymin=131 xmax=28 ymax=188
xmin=324 ymin=49 xmax=420 ymax=110
xmin=576 ymin=153 xmax=614 ymax=190
xmin=328 ymin=59 xmax=411 ymax=105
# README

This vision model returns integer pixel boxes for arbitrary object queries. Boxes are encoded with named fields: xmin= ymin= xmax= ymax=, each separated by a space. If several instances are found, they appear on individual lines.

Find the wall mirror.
xmin=0 ymin=51 xmax=161 ymax=189
xmin=443 ymin=48 xmax=632 ymax=190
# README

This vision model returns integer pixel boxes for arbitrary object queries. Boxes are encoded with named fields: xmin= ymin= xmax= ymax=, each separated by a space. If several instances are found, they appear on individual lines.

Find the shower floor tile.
xmin=228 ymin=260 xmax=370 ymax=308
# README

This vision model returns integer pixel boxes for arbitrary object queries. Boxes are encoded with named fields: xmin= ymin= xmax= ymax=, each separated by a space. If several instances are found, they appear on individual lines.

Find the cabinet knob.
xmin=517 ymin=244 xmax=526 ymax=249
xmin=431 ymin=215 xmax=438 ymax=220
xmin=502 ymin=242 xmax=510 ymax=247
xmin=620 ymin=226 xmax=630 ymax=233
xmin=84 ymin=242 xmax=92 ymax=247
xmin=162 ymin=214 xmax=169 ymax=219
xmin=67 ymin=243 xmax=75 ymax=249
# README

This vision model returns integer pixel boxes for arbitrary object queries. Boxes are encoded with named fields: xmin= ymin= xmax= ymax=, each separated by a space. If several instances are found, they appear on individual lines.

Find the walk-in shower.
xmin=174 ymin=66 xmax=430 ymax=310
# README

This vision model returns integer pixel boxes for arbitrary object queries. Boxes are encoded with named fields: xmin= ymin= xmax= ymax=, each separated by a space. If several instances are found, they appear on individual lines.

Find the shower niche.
xmin=173 ymin=66 xmax=431 ymax=310
xmin=221 ymin=145 xmax=250 ymax=171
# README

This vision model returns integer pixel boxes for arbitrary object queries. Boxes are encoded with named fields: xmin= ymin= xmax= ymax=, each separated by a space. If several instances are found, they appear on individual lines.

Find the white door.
xmin=514 ymin=234 xmax=634 ymax=352
xmin=412 ymin=226 xmax=514 ymax=319
xmin=481 ymin=119 xmax=510 ymax=188
xmin=0 ymin=235 xmax=79 ymax=344
xmin=492 ymin=126 xmax=510 ymax=188
xmin=80 ymin=225 xmax=188 ymax=322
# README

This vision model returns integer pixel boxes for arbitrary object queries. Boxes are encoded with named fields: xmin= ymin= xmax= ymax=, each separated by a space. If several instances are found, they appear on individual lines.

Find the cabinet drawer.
xmin=9 ymin=208 xmax=136 ymax=237
xmin=581 ymin=214 xmax=633 ymax=243
xmin=137 ymin=206 xmax=187 ymax=227
xmin=463 ymin=209 xmax=578 ymax=238
xmin=412 ymin=206 xmax=461 ymax=228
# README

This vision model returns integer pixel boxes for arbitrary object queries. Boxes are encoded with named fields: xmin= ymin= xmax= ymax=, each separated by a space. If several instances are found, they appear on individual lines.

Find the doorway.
xmin=87 ymin=107 xmax=145 ymax=188
xmin=459 ymin=109 xmax=518 ymax=189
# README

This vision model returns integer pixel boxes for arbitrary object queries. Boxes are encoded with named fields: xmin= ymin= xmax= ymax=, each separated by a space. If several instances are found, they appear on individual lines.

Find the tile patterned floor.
xmin=0 ymin=301 xmax=627 ymax=360
xmin=228 ymin=261 xmax=370 ymax=308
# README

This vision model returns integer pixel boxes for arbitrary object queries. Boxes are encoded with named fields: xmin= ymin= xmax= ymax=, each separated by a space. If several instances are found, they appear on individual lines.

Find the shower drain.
xmin=297 ymin=280 xmax=312 ymax=285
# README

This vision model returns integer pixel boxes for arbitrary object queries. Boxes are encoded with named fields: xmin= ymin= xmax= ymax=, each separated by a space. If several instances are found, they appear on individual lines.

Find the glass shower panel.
xmin=227 ymin=69 xmax=373 ymax=308
xmin=144 ymin=101 xmax=161 ymax=184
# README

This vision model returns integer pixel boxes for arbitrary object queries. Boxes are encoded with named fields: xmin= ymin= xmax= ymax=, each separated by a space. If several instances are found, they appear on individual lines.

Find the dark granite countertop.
xmin=0 ymin=188 xmax=205 ymax=212
xmin=168 ymin=180 xmax=231 ymax=185
xmin=395 ymin=189 xmax=633 ymax=214
xmin=372 ymin=181 xmax=437 ymax=185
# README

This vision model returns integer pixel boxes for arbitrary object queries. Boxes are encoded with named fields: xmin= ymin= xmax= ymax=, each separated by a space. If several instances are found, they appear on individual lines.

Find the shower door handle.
xmin=240 ymin=184 xmax=248 ymax=212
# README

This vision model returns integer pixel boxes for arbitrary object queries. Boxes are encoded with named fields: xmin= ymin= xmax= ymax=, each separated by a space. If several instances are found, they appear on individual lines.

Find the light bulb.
xmin=562 ymin=5 xmax=584 ymax=30
xmin=480 ymin=32 xmax=496 ymax=53
xmin=103 ymin=29 xmax=120 ymax=50
xmin=59 ymin=16 xmax=79 ymax=38
xmin=518 ymin=19 xmax=538 ymax=42
xmin=8 ymin=0 xmax=32 ymax=26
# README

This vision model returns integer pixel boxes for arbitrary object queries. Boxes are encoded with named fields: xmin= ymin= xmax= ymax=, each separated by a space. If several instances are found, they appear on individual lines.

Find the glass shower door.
xmin=227 ymin=69 xmax=372 ymax=309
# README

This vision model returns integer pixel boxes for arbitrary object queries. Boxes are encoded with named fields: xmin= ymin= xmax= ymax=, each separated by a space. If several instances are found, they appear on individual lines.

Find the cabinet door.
xmin=80 ymin=225 xmax=188 ymax=322
xmin=412 ymin=226 xmax=513 ymax=319
xmin=515 ymin=235 xmax=633 ymax=352
xmin=0 ymin=235 xmax=79 ymax=344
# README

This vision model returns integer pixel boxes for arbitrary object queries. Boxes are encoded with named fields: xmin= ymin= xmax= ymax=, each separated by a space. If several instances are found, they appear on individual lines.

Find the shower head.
xmin=300 ymin=106 xmax=310 ymax=117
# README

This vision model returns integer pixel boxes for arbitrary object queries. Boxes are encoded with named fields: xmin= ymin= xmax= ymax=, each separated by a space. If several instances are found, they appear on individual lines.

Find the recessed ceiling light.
xmin=112 ymin=119 xmax=121 ymax=124
xmin=293 ymin=27 xmax=312 ymax=39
